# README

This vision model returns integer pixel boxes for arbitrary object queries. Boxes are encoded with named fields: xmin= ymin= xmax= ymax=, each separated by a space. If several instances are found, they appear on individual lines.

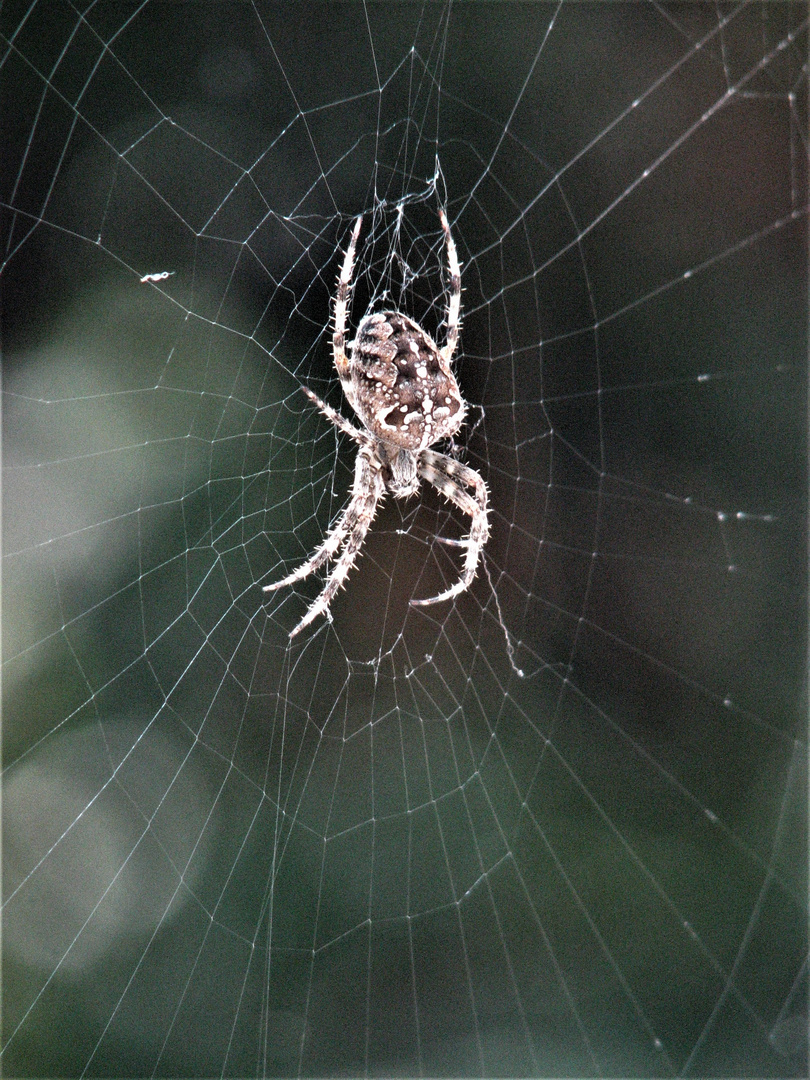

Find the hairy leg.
xmin=411 ymin=450 xmax=488 ymax=607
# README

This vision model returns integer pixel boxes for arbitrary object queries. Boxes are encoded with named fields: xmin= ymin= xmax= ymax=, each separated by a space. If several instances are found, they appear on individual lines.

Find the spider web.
xmin=2 ymin=2 xmax=807 ymax=1076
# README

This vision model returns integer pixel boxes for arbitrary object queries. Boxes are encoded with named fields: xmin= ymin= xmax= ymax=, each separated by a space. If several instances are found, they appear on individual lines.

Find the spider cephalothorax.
xmin=265 ymin=210 xmax=489 ymax=637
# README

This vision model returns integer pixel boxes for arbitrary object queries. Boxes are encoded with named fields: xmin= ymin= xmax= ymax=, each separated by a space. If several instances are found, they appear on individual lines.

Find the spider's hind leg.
xmin=438 ymin=209 xmax=461 ymax=365
xmin=333 ymin=215 xmax=363 ymax=393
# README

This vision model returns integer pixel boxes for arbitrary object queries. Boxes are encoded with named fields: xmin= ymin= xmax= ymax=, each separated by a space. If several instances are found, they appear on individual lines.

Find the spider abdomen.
xmin=352 ymin=311 xmax=465 ymax=452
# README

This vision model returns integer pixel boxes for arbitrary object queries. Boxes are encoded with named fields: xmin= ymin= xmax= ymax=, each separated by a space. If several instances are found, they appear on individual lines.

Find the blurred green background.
xmin=2 ymin=2 xmax=806 ymax=1076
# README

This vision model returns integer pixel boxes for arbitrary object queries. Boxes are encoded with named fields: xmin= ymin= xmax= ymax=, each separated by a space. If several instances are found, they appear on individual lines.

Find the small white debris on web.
xmin=139 ymin=270 xmax=175 ymax=283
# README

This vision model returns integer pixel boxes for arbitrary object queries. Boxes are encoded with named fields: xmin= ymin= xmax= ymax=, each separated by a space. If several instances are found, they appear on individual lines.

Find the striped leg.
xmin=438 ymin=209 xmax=461 ymax=365
xmin=263 ymin=388 xmax=375 ymax=610
xmin=411 ymin=449 xmax=489 ymax=607
xmin=332 ymin=215 xmax=362 ymax=401
xmin=287 ymin=445 xmax=385 ymax=637
xmin=299 ymin=386 xmax=371 ymax=448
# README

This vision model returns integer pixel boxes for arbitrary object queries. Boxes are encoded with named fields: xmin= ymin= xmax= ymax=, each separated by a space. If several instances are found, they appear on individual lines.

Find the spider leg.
xmin=263 ymin=490 xmax=352 ymax=596
xmin=438 ymin=209 xmax=461 ymax=365
xmin=333 ymin=215 xmax=363 ymax=402
xmin=411 ymin=449 xmax=489 ymax=607
xmin=299 ymin=385 xmax=372 ymax=448
xmin=287 ymin=445 xmax=385 ymax=637
xmin=263 ymin=390 xmax=374 ymax=596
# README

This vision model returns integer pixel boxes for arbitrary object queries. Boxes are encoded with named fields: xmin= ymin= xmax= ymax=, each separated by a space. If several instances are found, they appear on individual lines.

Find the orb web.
xmin=2 ymin=3 xmax=807 ymax=1076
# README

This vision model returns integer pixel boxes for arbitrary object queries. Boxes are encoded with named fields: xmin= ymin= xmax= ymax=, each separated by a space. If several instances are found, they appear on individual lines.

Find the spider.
xmin=264 ymin=209 xmax=489 ymax=637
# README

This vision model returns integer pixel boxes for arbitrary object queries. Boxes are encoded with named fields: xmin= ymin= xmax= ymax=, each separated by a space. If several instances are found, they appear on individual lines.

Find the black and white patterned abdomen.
xmin=350 ymin=311 xmax=465 ymax=451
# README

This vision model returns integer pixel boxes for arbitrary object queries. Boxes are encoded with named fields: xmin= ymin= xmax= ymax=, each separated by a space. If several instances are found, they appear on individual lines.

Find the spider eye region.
xmin=351 ymin=311 xmax=464 ymax=450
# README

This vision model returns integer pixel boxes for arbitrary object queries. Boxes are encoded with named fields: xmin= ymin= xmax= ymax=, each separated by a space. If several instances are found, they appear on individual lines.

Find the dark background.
xmin=2 ymin=2 xmax=807 ymax=1076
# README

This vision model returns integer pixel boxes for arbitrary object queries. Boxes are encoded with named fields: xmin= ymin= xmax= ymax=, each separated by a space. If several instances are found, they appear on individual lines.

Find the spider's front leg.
xmin=286 ymin=444 xmax=385 ymax=637
xmin=263 ymin=387 xmax=372 ymax=596
xmin=265 ymin=426 xmax=386 ymax=637
xmin=411 ymin=450 xmax=489 ymax=608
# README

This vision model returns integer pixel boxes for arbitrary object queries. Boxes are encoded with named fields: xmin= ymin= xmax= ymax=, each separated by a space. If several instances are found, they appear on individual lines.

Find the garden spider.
xmin=264 ymin=210 xmax=489 ymax=637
